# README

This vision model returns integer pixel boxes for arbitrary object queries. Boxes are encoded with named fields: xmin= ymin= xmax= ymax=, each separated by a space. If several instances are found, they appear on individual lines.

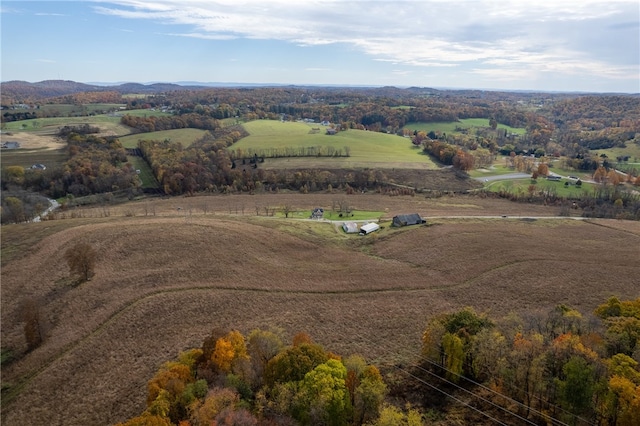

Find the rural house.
xmin=311 ymin=207 xmax=324 ymax=219
xmin=392 ymin=213 xmax=426 ymax=227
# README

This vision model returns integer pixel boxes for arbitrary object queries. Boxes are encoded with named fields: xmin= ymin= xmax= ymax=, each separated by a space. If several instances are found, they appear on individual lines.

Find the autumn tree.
xmin=64 ymin=242 xmax=97 ymax=283
xmin=247 ymin=329 xmax=284 ymax=389
xmin=211 ymin=330 xmax=249 ymax=373
xmin=537 ymin=163 xmax=549 ymax=176
xmin=296 ymin=359 xmax=352 ymax=425
xmin=264 ymin=342 xmax=328 ymax=387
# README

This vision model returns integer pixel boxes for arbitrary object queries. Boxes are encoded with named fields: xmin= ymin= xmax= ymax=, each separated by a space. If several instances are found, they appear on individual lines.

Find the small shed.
xmin=342 ymin=222 xmax=359 ymax=233
xmin=311 ymin=207 xmax=324 ymax=219
xmin=360 ymin=222 xmax=380 ymax=235
xmin=392 ymin=213 xmax=426 ymax=227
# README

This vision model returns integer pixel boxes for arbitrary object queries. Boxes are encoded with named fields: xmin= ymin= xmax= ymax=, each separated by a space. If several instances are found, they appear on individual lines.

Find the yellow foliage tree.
xmin=211 ymin=330 xmax=248 ymax=373
xmin=608 ymin=375 xmax=640 ymax=426
xmin=212 ymin=338 xmax=235 ymax=372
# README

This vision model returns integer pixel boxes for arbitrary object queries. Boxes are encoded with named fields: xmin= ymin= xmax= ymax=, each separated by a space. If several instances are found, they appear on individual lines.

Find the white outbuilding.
xmin=359 ymin=222 xmax=380 ymax=235
xmin=342 ymin=222 xmax=360 ymax=233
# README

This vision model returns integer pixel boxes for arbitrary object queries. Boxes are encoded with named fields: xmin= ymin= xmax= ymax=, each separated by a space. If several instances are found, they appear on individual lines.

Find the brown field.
xmin=0 ymin=131 xmax=65 ymax=151
xmin=2 ymin=193 xmax=639 ymax=425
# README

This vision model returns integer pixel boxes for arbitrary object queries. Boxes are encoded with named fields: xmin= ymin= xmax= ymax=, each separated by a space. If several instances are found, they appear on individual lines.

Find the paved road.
xmin=32 ymin=199 xmax=60 ymax=222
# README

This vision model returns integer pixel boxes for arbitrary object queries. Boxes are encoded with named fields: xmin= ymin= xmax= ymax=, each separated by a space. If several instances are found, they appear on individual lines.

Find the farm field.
xmin=594 ymin=142 xmax=640 ymax=162
xmin=0 ymin=109 xmax=169 ymax=137
xmin=403 ymin=118 xmax=526 ymax=136
xmin=1 ymin=115 xmax=132 ymax=138
xmin=234 ymin=120 xmax=439 ymax=169
xmin=0 ymin=148 xmax=68 ymax=172
xmin=118 ymin=128 xmax=208 ymax=148
xmin=485 ymin=177 xmax=597 ymax=197
xmin=2 ymin=193 xmax=639 ymax=425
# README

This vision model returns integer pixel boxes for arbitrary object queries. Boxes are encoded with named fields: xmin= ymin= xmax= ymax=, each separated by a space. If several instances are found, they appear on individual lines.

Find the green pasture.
xmin=2 ymin=114 xmax=130 ymax=137
xmin=3 ymin=115 xmax=119 ymax=132
xmin=485 ymin=177 xmax=596 ymax=197
xmin=118 ymin=128 xmax=207 ymax=149
xmin=594 ymin=142 xmax=640 ymax=162
xmin=1 ymin=109 xmax=169 ymax=136
xmin=126 ymin=156 xmax=158 ymax=188
xmin=234 ymin=120 xmax=438 ymax=169
xmin=0 ymin=149 xmax=68 ymax=172
xmin=404 ymin=118 xmax=526 ymax=136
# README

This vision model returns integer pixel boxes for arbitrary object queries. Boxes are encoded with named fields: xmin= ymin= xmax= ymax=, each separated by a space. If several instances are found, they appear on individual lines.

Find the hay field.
xmin=1 ymin=194 xmax=639 ymax=425
xmin=235 ymin=120 xmax=438 ymax=169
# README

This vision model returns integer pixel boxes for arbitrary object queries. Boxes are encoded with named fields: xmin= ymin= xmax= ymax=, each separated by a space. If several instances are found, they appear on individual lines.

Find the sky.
xmin=1 ymin=0 xmax=639 ymax=93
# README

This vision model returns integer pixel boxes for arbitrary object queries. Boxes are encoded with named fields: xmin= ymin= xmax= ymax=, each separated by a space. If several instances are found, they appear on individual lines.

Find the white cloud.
xmin=93 ymin=0 xmax=639 ymax=88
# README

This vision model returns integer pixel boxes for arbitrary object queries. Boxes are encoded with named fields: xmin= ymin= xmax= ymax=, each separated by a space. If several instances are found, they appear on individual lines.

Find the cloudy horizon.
xmin=1 ymin=0 xmax=638 ymax=92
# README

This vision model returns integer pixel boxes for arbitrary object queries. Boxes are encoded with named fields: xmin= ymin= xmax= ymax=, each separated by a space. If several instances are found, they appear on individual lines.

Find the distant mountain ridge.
xmin=0 ymin=80 xmax=208 ymax=103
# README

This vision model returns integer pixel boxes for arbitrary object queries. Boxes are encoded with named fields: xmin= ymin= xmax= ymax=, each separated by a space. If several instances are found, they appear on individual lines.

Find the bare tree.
xmin=64 ymin=242 xmax=97 ymax=283
xmin=21 ymin=298 xmax=44 ymax=351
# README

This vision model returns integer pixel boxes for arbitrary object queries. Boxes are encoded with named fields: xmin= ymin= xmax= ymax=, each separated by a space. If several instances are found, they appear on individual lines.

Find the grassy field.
xmin=2 ymin=115 xmax=131 ymax=137
xmin=1 ymin=193 xmax=639 ymax=425
xmin=404 ymin=118 xmax=527 ymax=136
xmin=1 ymin=109 xmax=169 ymax=137
xmin=126 ymin=156 xmax=158 ymax=189
xmin=118 ymin=128 xmax=207 ymax=149
xmin=234 ymin=120 xmax=439 ymax=169
xmin=485 ymin=177 xmax=597 ymax=197
xmin=594 ymin=142 xmax=640 ymax=162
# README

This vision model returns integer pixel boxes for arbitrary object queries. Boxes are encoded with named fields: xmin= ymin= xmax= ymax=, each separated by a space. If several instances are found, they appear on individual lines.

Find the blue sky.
xmin=1 ymin=0 xmax=639 ymax=92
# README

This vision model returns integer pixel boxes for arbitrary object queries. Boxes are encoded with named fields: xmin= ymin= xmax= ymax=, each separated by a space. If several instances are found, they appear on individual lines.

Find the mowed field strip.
xmin=1 ymin=194 xmax=639 ymax=425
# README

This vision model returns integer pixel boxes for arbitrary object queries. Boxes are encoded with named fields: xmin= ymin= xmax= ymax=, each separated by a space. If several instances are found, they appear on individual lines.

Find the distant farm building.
xmin=360 ymin=222 xmax=380 ymax=235
xmin=310 ymin=207 xmax=324 ymax=219
xmin=342 ymin=222 xmax=359 ymax=233
xmin=1 ymin=141 xmax=20 ymax=149
xmin=392 ymin=213 xmax=426 ymax=227
xmin=326 ymin=128 xmax=337 ymax=135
